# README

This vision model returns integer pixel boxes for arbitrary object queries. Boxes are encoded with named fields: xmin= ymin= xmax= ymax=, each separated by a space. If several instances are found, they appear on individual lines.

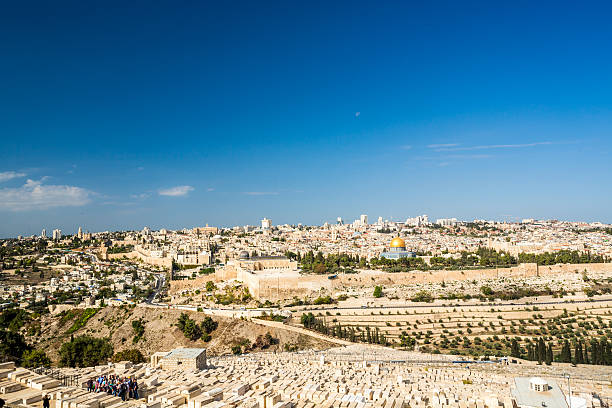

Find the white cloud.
xmin=243 ymin=191 xmax=279 ymax=196
xmin=0 ymin=179 xmax=92 ymax=211
xmin=355 ymin=112 xmax=360 ymax=118
xmin=158 ymin=185 xmax=194 ymax=197
xmin=207 ymin=188 xmax=215 ymax=192
xmin=434 ymin=142 xmax=552 ymax=152
xmin=401 ymin=145 xmax=412 ymax=150
xmin=130 ymin=193 xmax=151 ymax=199
xmin=0 ymin=171 xmax=26 ymax=182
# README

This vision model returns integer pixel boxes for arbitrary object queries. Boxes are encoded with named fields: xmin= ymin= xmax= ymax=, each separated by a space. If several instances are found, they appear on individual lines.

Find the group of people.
xmin=87 ymin=375 xmax=139 ymax=401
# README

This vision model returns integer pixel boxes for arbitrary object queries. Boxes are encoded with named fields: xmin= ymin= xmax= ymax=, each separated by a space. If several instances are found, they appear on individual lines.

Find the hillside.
xmin=32 ymin=306 xmax=333 ymax=363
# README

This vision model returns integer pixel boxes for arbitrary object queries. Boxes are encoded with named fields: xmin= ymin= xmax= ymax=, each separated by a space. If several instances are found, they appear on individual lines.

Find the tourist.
xmin=132 ymin=379 xmax=139 ymax=399
xmin=42 ymin=395 xmax=50 ymax=408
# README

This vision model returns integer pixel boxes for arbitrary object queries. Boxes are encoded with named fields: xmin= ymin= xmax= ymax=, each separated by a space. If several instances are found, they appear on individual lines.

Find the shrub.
xmin=411 ymin=291 xmax=434 ymax=303
xmin=112 ymin=349 xmax=145 ymax=364
xmin=59 ymin=336 xmax=113 ymax=367
xmin=22 ymin=349 xmax=51 ymax=368
xmin=67 ymin=308 xmax=99 ymax=334
xmin=201 ymin=316 xmax=218 ymax=334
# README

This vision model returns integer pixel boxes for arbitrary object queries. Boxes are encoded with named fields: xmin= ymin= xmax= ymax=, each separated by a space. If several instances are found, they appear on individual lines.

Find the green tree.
xmin=205 ymin=281 xmax=217 ymax=292
xmin=561 ymin=340 xmax=572 ymax=363
xmin=22 ymin=349 xmax=52 ymax=368
xmin=545 ymin=343 xmax=553 ymax=365
xmin=200 ymin=316 xmax=218 ymax=334
xmin=373 ymin=286 xmax=383 ymax=298
xmin=575 ymin=342 xmax=584 ymax=364
xmin=182 ymin=318 xmax=202 ymax=341
xmin=510 ymin=339 xmax=520 ymax=358
xmin=480 ymin=286 xmax=494 ymax=296
xmin=0 ymin=329 xmax=31 ymax=363
xmin=131 ymin=319 xmax=146 ymax=343
xmin=537 ymin=338 xmax=546 ymax=365
xmin=59 ymin=336 xmax=113 ymax=367
xmin=112 ymin=349 xmax=146 ymax=364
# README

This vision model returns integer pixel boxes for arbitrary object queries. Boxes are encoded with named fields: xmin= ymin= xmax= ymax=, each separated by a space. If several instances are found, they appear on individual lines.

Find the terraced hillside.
xmin=293 ymin=295 xmax=612 ymax=361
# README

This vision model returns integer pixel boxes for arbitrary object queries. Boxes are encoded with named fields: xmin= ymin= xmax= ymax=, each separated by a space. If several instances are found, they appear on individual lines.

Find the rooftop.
xmin=163 ymin=348 xmax=206 ymax=360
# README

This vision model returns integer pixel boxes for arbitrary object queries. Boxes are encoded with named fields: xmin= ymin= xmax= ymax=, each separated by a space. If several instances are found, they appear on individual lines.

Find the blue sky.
xmin=1 ymin=1 xmax=612 ymax=237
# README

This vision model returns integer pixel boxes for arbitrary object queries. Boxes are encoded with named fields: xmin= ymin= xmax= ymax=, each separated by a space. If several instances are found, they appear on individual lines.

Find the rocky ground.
xmin=33 ymin=306 xmax=333 ymax=364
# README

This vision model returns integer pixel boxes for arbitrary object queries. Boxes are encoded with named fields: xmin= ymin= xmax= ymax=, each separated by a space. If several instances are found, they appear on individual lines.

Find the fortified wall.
xmin=98 ymin=248 xmax=173 ymax=268
xmin=172 ymin=262 xmax=611 ymax=301
xmin=253 ymin=262 xmax=611 ymax=299
xmin=335 ymin=262 xmax=610 ymax=287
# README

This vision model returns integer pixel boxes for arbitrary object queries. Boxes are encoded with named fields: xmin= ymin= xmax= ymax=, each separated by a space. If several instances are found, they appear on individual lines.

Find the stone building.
xmin=159 ymin=348 xmax=207 ymax=371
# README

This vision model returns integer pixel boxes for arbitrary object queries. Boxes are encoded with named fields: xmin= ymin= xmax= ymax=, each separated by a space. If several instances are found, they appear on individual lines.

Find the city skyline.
xmin=2 ymin=1 xmax=612 ymax=237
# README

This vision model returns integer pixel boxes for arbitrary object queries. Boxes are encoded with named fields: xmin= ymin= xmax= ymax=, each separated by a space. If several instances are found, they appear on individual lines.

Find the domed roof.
xmin=390 ymin=237 xmax=406 ymax=248
xmin=238 ymin=250 xmax=250 ymax=259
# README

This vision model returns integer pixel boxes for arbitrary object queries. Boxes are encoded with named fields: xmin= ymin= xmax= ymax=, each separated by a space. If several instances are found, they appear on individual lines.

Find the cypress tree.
xmin=537 ymin=338 xmax=546 ymax=365
xmin=527 ymin=344 xmax=534 ymax=361
xmin=561 ymin=340 xmax=571 ymax=363
xmin=591 ymin=339 xmax=600 ymax=365
xmin=575 ymin=342 xmax=584 ymax=364
xmin=510 ymin=339 xmax=520 ymax=358
xmin=601 ymin=337 xmax=612 ymax=365
xmin=546 ymin=344 xmax=553 ymax=365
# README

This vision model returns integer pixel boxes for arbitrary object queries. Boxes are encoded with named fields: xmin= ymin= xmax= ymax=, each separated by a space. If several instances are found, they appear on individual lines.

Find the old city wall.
xmin=101 ymin=250 xmax=173 ymax=269
xmin=333 ymin=262 xmax=611 ymax=288
xmin=256 ymin=274 xmax=332 ymax=300
xmin=169 ymin=262 xmax=611 ymax=300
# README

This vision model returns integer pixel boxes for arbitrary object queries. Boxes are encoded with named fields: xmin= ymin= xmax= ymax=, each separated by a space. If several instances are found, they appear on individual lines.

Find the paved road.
xmin=145 ymin=273 xmax=166 ymax=304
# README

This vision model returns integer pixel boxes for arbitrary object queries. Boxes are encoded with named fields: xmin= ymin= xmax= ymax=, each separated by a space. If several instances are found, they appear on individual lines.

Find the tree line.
xmin=300 ymin=313 xmax=388 ymax=345
xmin=511 ymin=337 xmax=612 ymax=366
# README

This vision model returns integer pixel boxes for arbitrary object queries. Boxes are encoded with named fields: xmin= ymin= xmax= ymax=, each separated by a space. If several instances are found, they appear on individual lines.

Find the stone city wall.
xmin=333 ymin=262 xmax=612 ymax=288
xmin=101 ymin=250 xmax=173 ymax=269
xmin=171 ymin=262 xmax=612 ymax=300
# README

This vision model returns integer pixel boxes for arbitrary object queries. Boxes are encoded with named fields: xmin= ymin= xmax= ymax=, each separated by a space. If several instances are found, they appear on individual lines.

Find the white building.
xmin=41 ymin=229 xmax=46 ymax=238
xmin=261 ymin=218 xmax=272 ymax=230
xmin=52 ymin=229 xmax=62 ymax=240
xmin=360 ymin=214 xmax=368 ymax=226
xmin=406 ymin=215 xmax=429 ymax=227
xmin=435 ymin=218 xmax=458 ymax=227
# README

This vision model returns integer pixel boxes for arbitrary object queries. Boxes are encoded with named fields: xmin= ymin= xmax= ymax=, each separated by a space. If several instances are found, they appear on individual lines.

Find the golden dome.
xmin=390 ymin=237 xmax=406 ymax=248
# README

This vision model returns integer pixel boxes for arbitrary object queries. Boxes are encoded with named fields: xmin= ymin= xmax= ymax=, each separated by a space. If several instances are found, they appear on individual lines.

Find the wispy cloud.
xmin=207 ymin=188 xmax=215 ymax=192
xmin=243 ymin=191 xmax=279 ymax=196
xmin=434 ymin=142 xmax=553 ymax=152
xmin=0 ymin=179 xmax=92 ymax=211
xmin=355 ymin=112 xmax=360 ymax=118
xmin=130 ymin=193 xmax=151 ymax=199
xmin=427 ymin=143 xmax=459 ymax=149
xmin=401 ymin=145 xmax=412 ymax=150
xmin=0 ymin=171 xmax=26 ymax=182
xmin=158 ymin=185 xmax=194 ymax=197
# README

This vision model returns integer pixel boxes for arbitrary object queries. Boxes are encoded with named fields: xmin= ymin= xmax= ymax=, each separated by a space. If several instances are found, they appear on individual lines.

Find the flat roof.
xmin=511 ymin=377 xmax=568 ymax=408
xmin=163 ymin=348 xmax=206 ymax=360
